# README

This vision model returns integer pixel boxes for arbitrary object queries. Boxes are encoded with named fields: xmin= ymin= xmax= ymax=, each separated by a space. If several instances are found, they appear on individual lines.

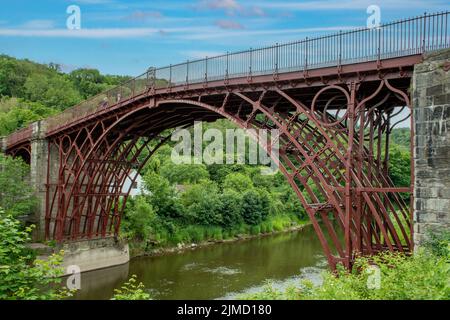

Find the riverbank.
xmin=127 ymin=215 xmax=311 ymax=259
xmin=241 ymin=230 xmax=450 ymax=300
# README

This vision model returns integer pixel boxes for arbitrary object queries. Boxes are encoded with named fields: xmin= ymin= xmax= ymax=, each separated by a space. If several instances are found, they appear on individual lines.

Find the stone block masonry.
xmin=413 ymin=48 xmax=450 ymax=247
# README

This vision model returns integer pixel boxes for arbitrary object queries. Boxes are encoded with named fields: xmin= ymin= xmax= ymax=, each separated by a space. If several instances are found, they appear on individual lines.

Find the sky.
xmin=0 ymin=0 xmax=448 ymax=76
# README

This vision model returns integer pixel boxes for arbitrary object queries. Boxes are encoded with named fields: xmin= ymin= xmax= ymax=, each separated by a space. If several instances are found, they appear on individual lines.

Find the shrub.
xmin=220 ymin=190 xmax=243 ymax=229
xmin=241 ymin=189 xmax=270 ymax=225
xmin=0 ymin=212 xmax=72 ymax=299
xmin=223 ymin=172 xmax=253 ymax=193
xmin=111 ymin=275 xmax=151 ymax=300
xmin=181 ymin=181 xmax=223 ymax=226
xmin=121 ymin=197 xmax=156 ymax=240
xmin=423 ymin=229 xmax=450 ymax=259
xmin=160 ymin=162 xmax=209 ymax=185
xmin=0 ymin=154 xmax=36 ymax=217
xmin=242 ymin=249 xmax=450 ymax=300
xmin=143 ymin=171 xmax=182 ymax=219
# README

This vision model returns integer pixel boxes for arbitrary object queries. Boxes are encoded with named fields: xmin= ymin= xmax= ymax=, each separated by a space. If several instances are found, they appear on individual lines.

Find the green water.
xmin=73 ymin=224 xmax=329 ymax=300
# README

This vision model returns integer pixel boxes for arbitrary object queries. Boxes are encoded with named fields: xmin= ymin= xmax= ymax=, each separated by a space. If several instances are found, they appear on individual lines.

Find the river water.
xmin=73 ymin=224 xmax=330 ymax=300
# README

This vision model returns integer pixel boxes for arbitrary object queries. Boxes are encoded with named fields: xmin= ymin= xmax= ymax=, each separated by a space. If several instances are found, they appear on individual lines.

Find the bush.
xmin=143 ymin=171 xmax=182 ymax=219
xmin=242 ymin=249 xmax=450 ymax=300
xmin=241 ymin=189 xmax=270 ymax=225
xmin=0 ymin=212 xmax=72 ymax=299
xmin=0 ymin=154 xmax=36 ymax=217
xmin=111 ymin=275 xmax=151 ymax=300
xmin=181 ymin=181 xmax=223 ymax=226
xmin=160 ymin=162 xmax=209 ymax=185
xmin=220 ymin=190 xmax=243 ymax=229
xmin=222 ymin=172 xmax=253 ymax=193
xmin=423 ymin=229 xmax=450 ymax=258
xmin=121 ymin=197 xmax=156 ymax=240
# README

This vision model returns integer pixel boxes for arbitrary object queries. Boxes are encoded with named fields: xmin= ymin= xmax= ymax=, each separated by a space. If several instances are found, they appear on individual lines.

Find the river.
xmin=73 ymin=224 xmax=330 ymax=300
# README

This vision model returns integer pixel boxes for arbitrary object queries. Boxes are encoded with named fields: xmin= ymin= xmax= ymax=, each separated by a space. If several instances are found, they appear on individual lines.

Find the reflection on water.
xmin=73 ymin=224 xmax=330 ymax=300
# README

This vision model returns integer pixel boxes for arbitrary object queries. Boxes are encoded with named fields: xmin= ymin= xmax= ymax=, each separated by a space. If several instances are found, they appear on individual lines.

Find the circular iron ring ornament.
xmin=311 ymin=85 xmax=351 ymax=128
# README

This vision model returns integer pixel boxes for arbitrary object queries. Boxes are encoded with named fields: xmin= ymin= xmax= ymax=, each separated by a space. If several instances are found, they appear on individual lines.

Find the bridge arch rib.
xmin=44 ymin=79 xmax=412 ymax=270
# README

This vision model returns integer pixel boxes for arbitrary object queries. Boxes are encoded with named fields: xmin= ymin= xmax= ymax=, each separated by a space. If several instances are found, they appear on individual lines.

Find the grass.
xmin=129 ymin=213 xmax=308 ymax=256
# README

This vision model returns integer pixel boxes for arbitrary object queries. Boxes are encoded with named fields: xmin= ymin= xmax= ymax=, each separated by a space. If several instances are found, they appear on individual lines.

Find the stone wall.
xmin=413 ymin=49 xmax=450 ymax=247
xmin=56 ymin=237 xmax=129 ymax=274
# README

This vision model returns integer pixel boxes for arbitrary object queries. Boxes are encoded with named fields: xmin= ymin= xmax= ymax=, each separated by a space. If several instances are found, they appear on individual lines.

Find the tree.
xmin=220 ymin=190 xmax=243 ymax=228
xmin=69 ymin=69 xmax=109 ymax=99
xmin=388 ymin=145 xmax=411 ymax=187
xmin=0 ymin=56 xmax=29 ymax=97
xmin=24 ymin=74 xmax=82 ymax=110
xmin=160 ymin=162 xmax=209 ymax=185
xmin=121 ymin=197 xmax=156 ymax=240
xmin=0 ymin=154 xmax=36 ymax=217
xmin=181 ymin=181 xmax=223 ymax=225
xmin=0 ymin=212 xmax=72 ymax=299
xmin=0 ymin=97 xmax=56 ymax=135
xmin=222 ymin=172 xmax=253 ymax=193
xmin=142 ymin=171 xmax=181 ymax=219
xmin=241 ymin=188 xmax=270 ymax=225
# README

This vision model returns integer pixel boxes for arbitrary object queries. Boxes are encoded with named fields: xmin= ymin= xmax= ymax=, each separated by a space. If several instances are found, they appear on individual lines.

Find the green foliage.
xmin=160 ymin=162 xmax=209 ymax=185
xmin=181 ymin=181 xmax=223 ymax=225
xmin=423 ymin=229 xmax=450 ymax=259
xmin=24 ymin=73 xmax=82 ymax=110
xmin=242 ymin=244 xmax=450 ymax=300
xmin=388 ymin=144 xmax=411 ymax=187
xmin=390 ymin=128 xmax=411 ymax=149
xmin=111 ymin=275 xmax=151 ymax=300
xmin=121 ymin=197 xmax=156 ymax=240
xmin=143 ymin=171 xmax=181 ymax=219
xmin=0 ymin=55 xmax=29 ymax=97
xmin=222 ymin=172 xmax=253 ymax=193
xmin=220 ymin=190 xmax=243 ymax=229
xmin=0 ymin=55 xmax=134 ymax=136
xmin=241 ymin=188 xmax=270 ymax=225
xmin=0 ymin=154 xmax=36 ymax=217
xmin=0 ymin=97 xmax=57 ymax=135
xmin=68 ymin=68 xmax=131 ymax=99
xmin=0 ymin=213 xmax=72 ymax=300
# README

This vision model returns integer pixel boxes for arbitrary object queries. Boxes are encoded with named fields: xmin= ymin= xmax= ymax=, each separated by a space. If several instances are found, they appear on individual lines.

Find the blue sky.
xmin=0 ymin=0 xmax=448 ymax=76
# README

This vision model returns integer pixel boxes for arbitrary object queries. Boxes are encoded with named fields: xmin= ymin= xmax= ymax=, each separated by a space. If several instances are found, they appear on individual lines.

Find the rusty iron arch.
xmin=41 ymin=80 xmax=413 ymax=270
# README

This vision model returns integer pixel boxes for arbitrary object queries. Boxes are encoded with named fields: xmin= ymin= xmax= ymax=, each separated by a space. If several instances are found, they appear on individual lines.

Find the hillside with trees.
xmin=0 ymin=54 xmax=130 ymax=136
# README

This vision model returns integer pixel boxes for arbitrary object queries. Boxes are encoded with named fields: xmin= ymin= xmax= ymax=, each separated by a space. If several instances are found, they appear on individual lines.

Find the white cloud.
xmin=214 ymin=20 xmax=244 ymax=30
xmin=257 ymin=0 xmax=446 ymax=11
xmin=197 ymin=0 xmax=241 ymax=12
xmin=180 ymin=26 xmax=358 ymax=40
xmin=123 ymin=11 xmax=163 ymax=21
xmin=195 ymin=0 xmax=267 ymax=17
xmin=0 ymin=28 xmax=160 ymax=38
xmin=0 ymin=26 xmax=212 ymax=38
xmin=21 ymin=20 xmax=55 ymax=29
xmin=73 ymin=0 xmax=113 ymax=4
xmin=181 ymin=50 xmax=225 ymax=59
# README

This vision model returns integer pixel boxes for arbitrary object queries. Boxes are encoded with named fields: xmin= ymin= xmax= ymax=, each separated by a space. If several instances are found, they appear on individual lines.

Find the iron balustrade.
xmin=13 ymin=11 xmax=450 ymax=135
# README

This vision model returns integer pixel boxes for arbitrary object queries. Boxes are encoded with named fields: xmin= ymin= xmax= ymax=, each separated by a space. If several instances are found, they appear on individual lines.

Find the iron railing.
xmin=25 ymin=11 xmax=450 ymax=133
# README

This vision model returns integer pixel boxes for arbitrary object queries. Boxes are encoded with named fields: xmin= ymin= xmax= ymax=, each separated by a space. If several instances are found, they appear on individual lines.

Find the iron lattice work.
xmin=42 ymin=77 xmax=412 ymax=270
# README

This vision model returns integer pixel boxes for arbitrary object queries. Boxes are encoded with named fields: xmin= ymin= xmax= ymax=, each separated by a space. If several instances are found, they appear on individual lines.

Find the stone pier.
xmin=413 ymin=48 xmax=450 ymax=247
